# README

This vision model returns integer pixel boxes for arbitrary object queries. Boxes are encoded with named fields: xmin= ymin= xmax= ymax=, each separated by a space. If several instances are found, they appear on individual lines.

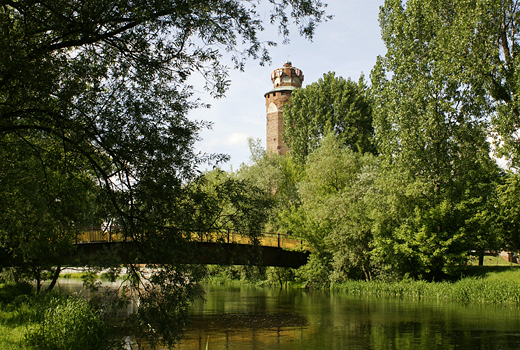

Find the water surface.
xmin=178 ymin=284 xmax=520 ymax=350
xmin=52 ymin=279 xmax=520 ymax=349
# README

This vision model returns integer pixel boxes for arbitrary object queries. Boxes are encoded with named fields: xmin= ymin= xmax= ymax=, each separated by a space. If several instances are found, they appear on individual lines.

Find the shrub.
xmin=0 ymin=282 xmax=33 ymax=304
xmin=25 ymin=294 xmax=116 ymax=350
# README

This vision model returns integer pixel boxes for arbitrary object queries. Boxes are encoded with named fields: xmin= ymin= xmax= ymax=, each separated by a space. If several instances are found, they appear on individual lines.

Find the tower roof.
xmin=264 ymin=62 xmax=304 ymax=96
xmin=263 ymin=85 xmax=299 ymax=97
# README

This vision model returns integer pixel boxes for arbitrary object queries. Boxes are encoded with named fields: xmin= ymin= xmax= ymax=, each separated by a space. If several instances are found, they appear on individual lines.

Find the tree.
xmin=496 ymin=173 xmax=520 ymax=252
xmin=431 ymin=0 xmax=520 ymax=170
xmin=0 ymin=0 xmax=330 ymax=235
xmin=237 ymin=138 xmax=301 ymax=232
xmin=371 ymin=0 xmax=501 ymax=279
xmin=279 ymin=133 xmax=379 ymax=285
xmin=0 ymin=0 xmax=329 ymax=346
xmin=0 ymin=134 xmax=101 ymax=292
xmin=375 ymin=0 xmax=520 ymax=169
xmin=186 ymin=168 xmax=273 ymax=245
xmin=282 ymin=72 xmax=375 ymax=164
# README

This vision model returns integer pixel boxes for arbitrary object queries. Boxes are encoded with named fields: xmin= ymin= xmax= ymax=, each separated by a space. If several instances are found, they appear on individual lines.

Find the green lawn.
xmin=0 ymin=300 xmax=37 ymax=350
xmin=470 ymin=254 xmax=519 ymax=267
xmin=0 ymin=311 xmax=34 ymax=350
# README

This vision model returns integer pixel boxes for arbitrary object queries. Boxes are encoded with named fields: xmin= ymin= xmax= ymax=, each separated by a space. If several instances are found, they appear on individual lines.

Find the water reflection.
xmin=188 ymin=312 xmax=308 ymax=330
xmin=52 ymin=280 xmax=520 ymax=350
xmin=178 ymin=284 xmax=520 ymax=350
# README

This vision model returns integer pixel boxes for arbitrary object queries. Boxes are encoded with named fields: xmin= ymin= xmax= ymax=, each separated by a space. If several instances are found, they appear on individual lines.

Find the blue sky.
xmin=190 ymin=1 xmax=387 ymax=171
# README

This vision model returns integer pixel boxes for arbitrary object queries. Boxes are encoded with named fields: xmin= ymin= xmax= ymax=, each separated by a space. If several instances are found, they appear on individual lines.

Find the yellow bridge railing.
xmin=76 ymin=227 xmax=306 ymax=251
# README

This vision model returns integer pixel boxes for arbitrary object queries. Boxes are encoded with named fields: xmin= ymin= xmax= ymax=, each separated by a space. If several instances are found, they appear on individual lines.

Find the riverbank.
xmin=2 ymin=263 xmax=520 ymax=349
xmin=332 ymin=267 xmax=520 ymax=305
xmin=205 ymin=262 xmax=520 ymax=306
xmin=0 ymin=282 xmax=116 ymax=350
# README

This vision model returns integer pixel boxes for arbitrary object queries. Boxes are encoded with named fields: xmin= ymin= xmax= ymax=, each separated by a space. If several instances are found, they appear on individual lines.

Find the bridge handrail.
xmin=75 ymin=228 xmax=306 ymax=250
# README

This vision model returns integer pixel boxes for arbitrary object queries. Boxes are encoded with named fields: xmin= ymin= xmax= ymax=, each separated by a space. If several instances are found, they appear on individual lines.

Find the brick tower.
xmin=264 ymin=61 xmax=304 ymax=155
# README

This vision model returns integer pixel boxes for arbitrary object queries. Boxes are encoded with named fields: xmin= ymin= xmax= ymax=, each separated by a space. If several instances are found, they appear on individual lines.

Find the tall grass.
xmin=0 ymin=283 xmax=37 ymax=350
xmin=0 ymin=283 xmax=117 ymax=350
xmin=333 ymin=268 xmax=520 ymax=306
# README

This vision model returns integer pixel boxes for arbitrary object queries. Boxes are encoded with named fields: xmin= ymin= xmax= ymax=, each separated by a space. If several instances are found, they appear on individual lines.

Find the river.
xmin=55 ymin=280 xmax=520 ymax=349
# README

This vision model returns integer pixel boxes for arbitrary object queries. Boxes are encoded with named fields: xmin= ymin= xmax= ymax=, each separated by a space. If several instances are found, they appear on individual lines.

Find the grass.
xmin=468 ymin=254 xmax=518 ymax=267
xmin=333 ymin=264 xmax=520 ymax=306
xmin=0 ymin=282 xmax=117 ymax=350
xmin=0 ymin=283 xmax=38 ymax=350
xmin=0 ymin=302 xmax=38 ymax=350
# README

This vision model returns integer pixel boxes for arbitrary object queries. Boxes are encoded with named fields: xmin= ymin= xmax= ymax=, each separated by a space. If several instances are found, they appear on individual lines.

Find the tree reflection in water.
xmin=52 ymin=280 xmax=520 ymax=350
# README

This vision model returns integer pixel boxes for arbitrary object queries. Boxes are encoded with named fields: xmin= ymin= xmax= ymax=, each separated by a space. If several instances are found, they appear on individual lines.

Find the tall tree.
xmin=282 ymin=72 xmax=375 ymax=164
xmin=496 ymin=173 xmax=520 ymax=252
xmin=279 ymin=133 xmax=379 ymax=285
xmin=237 ymin=138 xmax=301 ymax=232
xmin=375 ymin=0 xmax=520 ymax=169
xmin=371 ymin=0 xmax=501 ymax=279
xmin=0 ymin=0 xmax=329 ymax=346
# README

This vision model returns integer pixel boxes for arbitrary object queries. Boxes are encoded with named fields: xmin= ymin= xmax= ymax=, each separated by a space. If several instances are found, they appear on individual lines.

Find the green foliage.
xmin=25 ymin=294 xmax=116 ymax=350
xmin=237 ymin=138 xmax=302 ymax=232
xmin=282 ymin=72 xmax=376 ymax=164
xmin=204 ymin=265 xmax=269 ymax=286
xmin=496 ymin=173 xmax=520 ymax=251
xmin=273 ymin=133 xmax=380 ymax=286
xmin=187 ymin=169 xmax=273 ymax=242
xmin=205 ymin=265 xmax=243 ymax=282
xmin=296 ymin=252 xmax=333 ymax=289
xmin=333 ymin=267 xmax=520 ymax=306
xmin=294 ymin=133 xmax=379 ymax=283
xmin=375 ymin=0 xmax=520 ymax=169
xmin=266 ymin=267 xmax=296 ymax=289
xmin=0 ymin=282 xmax=33 ymax=305
xmin=0 ymin=134 xmax=100 ymax=290
xmin=1 ymin=0 xmax=329 ymax=344
xmin=366 ymin=166 xmax=501 ymax=280
xmin=370 ymin=0 xmax=503 ymax=280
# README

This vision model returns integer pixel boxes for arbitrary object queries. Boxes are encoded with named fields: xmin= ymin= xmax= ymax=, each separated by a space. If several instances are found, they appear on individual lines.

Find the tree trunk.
xmin=478 ymin=253 xmax=484 ymax=266
xmin=35 ymin=269 xmax=41 ymax=294
xmin=46 ymin=265 xmax=61 ymax=292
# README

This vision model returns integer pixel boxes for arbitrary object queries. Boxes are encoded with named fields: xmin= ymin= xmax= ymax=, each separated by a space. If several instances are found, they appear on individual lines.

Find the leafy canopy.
xmin=370 ymin=0 xmax=502 ymax=279
xmin=282 ymin=72 xmax=375 ymax=164
xmin=0 ymin=0 xmax=329 ymax=346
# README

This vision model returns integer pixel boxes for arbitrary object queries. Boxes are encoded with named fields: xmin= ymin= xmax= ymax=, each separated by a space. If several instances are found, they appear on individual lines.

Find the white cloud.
xmin=226 ymin=133 xmax=249 ymax=146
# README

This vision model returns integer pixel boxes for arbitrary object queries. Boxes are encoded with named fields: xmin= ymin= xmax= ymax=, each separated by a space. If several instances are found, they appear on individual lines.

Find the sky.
xmin=190 ymin=1 xmax=387 ymax=171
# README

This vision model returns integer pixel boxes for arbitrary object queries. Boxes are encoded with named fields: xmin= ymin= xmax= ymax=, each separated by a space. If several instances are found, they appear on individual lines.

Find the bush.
xmin=25 ymin=294 xmax=117 ymax=350
xmin=0 ymin=282 xmax=33 ymax=304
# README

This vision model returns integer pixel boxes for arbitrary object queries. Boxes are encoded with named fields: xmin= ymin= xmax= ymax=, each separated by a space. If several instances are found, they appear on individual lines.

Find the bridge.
xmin=73 ymin=228 xmax=310 ymax=268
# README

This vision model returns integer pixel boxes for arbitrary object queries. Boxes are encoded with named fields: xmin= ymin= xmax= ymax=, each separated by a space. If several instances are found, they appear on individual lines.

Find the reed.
xmin=333 ymin=268 xmax=520 ymax=306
